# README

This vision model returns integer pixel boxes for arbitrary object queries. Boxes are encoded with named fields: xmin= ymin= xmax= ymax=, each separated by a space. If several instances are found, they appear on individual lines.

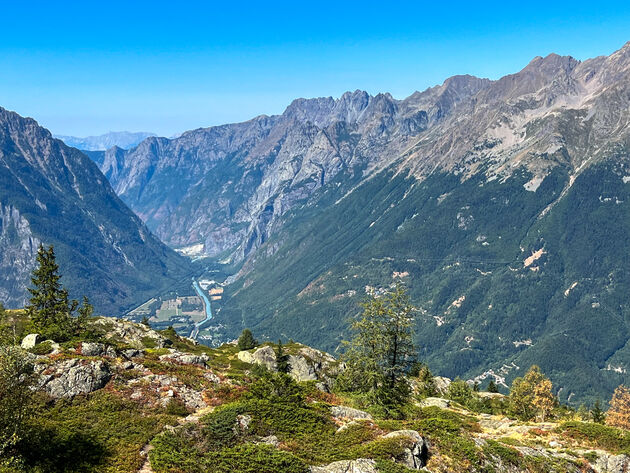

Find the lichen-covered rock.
xmin=418 ymin=397 xmax=451 ymax=408
xmin=122 ymin=348 xmax=142 ymax=359
xmin=433 ymin=376 xmax=452 ymax=394
xmin=383 ymin=430 xmax=429 ymax=469
xmin=593 ymin=452 xmax=630 ymax=473
xmin=41 ymin=359 xmax=111 ymax=398
xmin=80 ymin=342 xmax=116 ymax=357
xmin=237 ymin=344 xmax=339 ymax=389
xmin=330 ymin=406 xmax=373 ymax=421
xmin=93 ymin=317 xmax=170 ymax=349
xmin=241 ymin=345 xmax=277 ymax=370
xmin=310 ymin=458 xmax=378 ymax=473
xmin=158 ymin=349 xmax=209 ymax=367
xmin=21 ymin=333 xmax=39 ymax=349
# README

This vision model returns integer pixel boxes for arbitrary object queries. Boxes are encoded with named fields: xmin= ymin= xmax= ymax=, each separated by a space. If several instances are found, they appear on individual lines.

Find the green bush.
xmin=164 ymin=398 xmax=190 ymax=417
xmin=559 ymin=421 xmax=630 ymax=454
xmin=150 ymin=435 xmax=308 ymax=473
xmin=30 ymin=341 xmax=53 ymax=355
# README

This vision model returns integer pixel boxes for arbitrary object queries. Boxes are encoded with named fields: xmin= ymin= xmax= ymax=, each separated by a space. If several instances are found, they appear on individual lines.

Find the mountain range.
xmin=3 ymin=42 xmax=630 ymax=404
xmin=55 ymin=131 xmax=156 ymax=151
xmin=87 ymin=42 xmax=630 ymax=404
xmin=0 ymin=108 xmax=193 ymax=314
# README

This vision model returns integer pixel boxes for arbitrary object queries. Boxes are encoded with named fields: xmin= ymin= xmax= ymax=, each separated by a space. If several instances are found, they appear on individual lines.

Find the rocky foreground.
xmin=13 ymin=316 xmax=630 ymax=473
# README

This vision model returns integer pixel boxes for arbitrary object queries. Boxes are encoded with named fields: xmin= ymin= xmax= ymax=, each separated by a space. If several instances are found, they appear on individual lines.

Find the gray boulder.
xmin=159 ymin=350 xmax=209 ymax=367
xmin=122 ymin=348 xmax=142 ymax=359
xmin=330 ymin=406 xmax=373 ymax=421
xmin=418 ymin=397 xmax=451 ymax=409
xmin=80 ymin=342 xmax=116 ymax=357
xmin=93 ymin=317 xmax=170 ymax=349
xmin=383 ymin=430 xmax=429 ymax=469
xmin=593 ymin=452 xmax=630 ymax=473
xmin=21 ymin=333 xmax=40 ymax=349
xmin=237 ymin=344 xmax=339 ymax=388
xmin=310 ymin=459 xmax=378 ymax=473
xmin=433 ymin=376 xmax=452 ymax=394
xmin=238 ymin=346 xmax=277 ymax=370
xmin=43 ymin=360 xmax=111 ymax=398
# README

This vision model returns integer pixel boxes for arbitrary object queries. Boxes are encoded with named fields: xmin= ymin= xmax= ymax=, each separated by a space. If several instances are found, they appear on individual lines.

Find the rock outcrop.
xmin=237 ymin=344 xmax=339 ymax=388
xmin=159 ymin=350 xmax=209 ymax=367
xmin=37 ymin=359 xmax=111 ymax=399
xmin=383 ymin=430 xmax=429 ymax=469
xmin=21 ymin=333 xmax=39 ymax=350
xmin=330 ymin=406 xmax=373 ymax=421
xmin=310 ymin=458 xmax=378 ymax=473
xmin=93 ymin=317 xmax=170 ymax=349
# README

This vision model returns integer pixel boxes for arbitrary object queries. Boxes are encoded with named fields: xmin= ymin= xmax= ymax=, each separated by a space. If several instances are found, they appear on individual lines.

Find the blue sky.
xmin=1 ymin=0 xmax=630 ymax=137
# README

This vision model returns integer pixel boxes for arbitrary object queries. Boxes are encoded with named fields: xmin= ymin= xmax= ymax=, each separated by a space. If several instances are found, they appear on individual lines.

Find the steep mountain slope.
xmin=0 ymin=108 xmax=193 ymax=314
xmin=209 ymin=43 xmax=630 ymax=404
xmin=100 ymin=79 xmax=489 ymax=259
xmin=55 ymin=131 xmax=156 ymax=151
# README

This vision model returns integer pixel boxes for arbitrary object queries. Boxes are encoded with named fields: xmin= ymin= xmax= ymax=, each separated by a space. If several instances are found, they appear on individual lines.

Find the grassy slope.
xmin=5 ymin=312 xmax=629 ymax=473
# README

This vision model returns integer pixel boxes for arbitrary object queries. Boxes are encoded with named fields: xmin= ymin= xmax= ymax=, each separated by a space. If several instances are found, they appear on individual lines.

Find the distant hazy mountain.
xmin=55 ymin=131 xmax=156 ymax=151
xmin=0 ymin=108 xmax=192 ymax=315
xmin=94 ymin=43 xmax=630 ymax=403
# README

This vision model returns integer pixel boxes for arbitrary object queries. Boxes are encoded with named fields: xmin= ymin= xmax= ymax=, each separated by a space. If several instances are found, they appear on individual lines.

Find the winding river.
xmin=190 ymin=278 xmax=212 ymax=339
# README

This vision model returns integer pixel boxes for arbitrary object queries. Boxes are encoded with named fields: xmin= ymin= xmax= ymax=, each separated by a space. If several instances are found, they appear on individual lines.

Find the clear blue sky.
xmin=1 ymin=0 xmax=630 ymax=137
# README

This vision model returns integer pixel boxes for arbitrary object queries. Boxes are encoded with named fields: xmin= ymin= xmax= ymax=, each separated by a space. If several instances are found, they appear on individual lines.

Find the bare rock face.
xmin=38 ymin=359 xmax=111 ymax=399
xmin=100 ymin=77 xmax=489 ymax=263
xmin=310 ymin=458 xmax=378 ymax=473
xmin=0 ymin=205 xmax=40 ymax=308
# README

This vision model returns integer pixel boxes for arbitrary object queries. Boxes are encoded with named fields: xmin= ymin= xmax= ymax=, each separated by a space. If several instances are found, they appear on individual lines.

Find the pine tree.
xmin=339 ymin=283 xmax=417 ymax=411
xmin=592 ymin=400 xmax=605 ymax=424
xmin=237 ymin=329 xmax=258 ymax=350
xmin=339 ymin=294 xmax=388 ymax=393
xmin=26 ymin=245 xmax=76 ymax=340
xmin=606 ymin=385 xmax=630 ymax=429
xmin=75 ymin=296 xmax=93 ymax=333
xmin=487 ymin=379 xmax=499 ymax=393
xmin=141 ymin=315 xmax=151 ymax=327
xmin=275 ymin=340 xmax=291 ymax=374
